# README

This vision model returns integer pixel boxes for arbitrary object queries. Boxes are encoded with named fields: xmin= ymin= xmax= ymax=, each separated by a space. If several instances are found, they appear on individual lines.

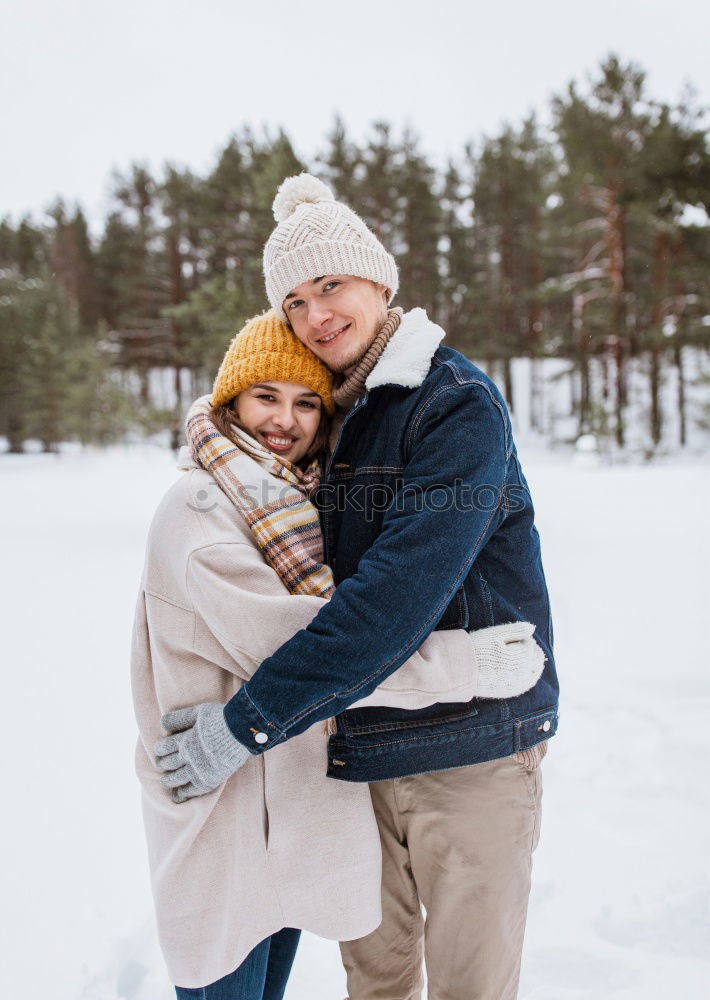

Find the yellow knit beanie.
xmin=211 ymin=310 xmax=334 ymax=415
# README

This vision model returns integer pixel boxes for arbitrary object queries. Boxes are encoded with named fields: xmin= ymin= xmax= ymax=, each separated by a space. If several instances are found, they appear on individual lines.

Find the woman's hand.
xmin=470 ymin=622 xmax=545 ymax=698
xmin=154 ymin=703 xmax=252 ymax=803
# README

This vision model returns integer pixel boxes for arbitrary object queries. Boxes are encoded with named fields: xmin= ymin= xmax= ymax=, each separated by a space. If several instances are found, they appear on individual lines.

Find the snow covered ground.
xmin=1 ymin=441 xmax=708 ymax=999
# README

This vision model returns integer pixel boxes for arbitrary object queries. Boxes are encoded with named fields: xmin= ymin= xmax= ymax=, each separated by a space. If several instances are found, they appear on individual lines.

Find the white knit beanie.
xmin=263 ymin=173 xmax=399 ymax=322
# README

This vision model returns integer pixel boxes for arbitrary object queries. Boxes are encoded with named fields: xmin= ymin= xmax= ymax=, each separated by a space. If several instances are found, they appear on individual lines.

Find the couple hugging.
xmin=131 ymin=173 xmax=559 ymax=1000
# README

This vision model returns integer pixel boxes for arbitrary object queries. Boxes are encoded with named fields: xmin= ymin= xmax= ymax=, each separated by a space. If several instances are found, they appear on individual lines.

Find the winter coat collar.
xmin=365 ymin=308 xmax=446 ymax=392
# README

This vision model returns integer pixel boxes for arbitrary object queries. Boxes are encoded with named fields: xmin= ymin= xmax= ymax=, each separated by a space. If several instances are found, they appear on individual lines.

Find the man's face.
xmin=283 ymin=275 xmax=389 ymax=373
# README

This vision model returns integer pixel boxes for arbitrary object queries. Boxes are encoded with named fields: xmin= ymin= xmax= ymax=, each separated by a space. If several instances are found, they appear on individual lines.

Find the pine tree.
xmin=158 ymin=166 xmax=204 ymax=447
xmin=0 ymin=264 xmax=35 ymax=451
xmin=175 ymin=128 xmax=307 ymax=393
xmin=96 ymin=164 xmax=171 ymax=402
xmin=48 ymin=202 xmax=101 ymax=330
xmin=469 ymin=121 xmax=556 ymax=410
xmin=22 ymin=274 xmax=80 ymax=451
xmin=317 ymin=115 xmax=361 ymax=206
xmin=438 ymin=157 xmax=477 ymax=355
xmin=635 ymin=95 xmax=710 ymax=446
xmin=242 ymin=128 xmax=305 ymax=302
xmin=349 ymin=122 xmax=402 ymax=251
xmin=552 ymin=56 xmax=654 ymax=445
xmin=395 ymin=128 xmax=443 ymax=318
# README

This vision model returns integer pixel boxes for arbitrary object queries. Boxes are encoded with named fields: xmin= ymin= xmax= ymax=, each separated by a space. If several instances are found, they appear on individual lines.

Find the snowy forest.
xmin=2 ymin=55 xmax=709 ymax=455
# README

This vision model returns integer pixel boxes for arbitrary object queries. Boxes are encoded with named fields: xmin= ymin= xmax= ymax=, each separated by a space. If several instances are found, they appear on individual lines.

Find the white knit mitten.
xmin=470 ymin=621 xmax=545 ymax=699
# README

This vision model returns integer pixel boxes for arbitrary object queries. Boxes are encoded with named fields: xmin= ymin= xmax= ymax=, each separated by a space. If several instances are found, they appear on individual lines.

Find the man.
xmin=156 ymin=173 xmax=559 ymax=999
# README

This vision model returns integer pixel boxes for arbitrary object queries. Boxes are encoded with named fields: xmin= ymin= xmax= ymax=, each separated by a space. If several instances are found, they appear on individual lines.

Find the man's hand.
xmin=154 ymin=702 xmax=252 ymax=803
xmin=471 ymin=622 xmax=545 ymax=698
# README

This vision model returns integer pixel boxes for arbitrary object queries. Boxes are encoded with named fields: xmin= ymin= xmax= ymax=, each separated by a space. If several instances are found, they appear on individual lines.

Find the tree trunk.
xmin=672 ymin=265 xmax=688 ymax=449
xmin=674 ymin=341 xmax=687 ymax=447
xmin=531 ymin=357 xmax=544 ymax=434
xmin=500 ymin=177 xmax=515 ymax=413
xmin=606 ymin=182 xmax=627 ymax=447
xmin=168 ymin=228 xmax=184 ymax=451
xmin=649 ymin=230 xmax=669 ymax=447
xmin=140 ymin=367 xmax=150 ymax=406
xmin=527 ymin=201 xmax=544 ymax=430
xmin=572 ymin=290 xmax=603 ymax=436
xmin=601 ymin=351 xmax=610 ymax=404
xmin=613 ymin=327 xmax=625 ymax=447
xmin=502 ymin=357 xmax=514 ymax=412
xmin=649 ymin=345 xmax=661 ymax=447
xmin=483 ymin=234 xmax=497 ymax=377
xmin=6 ymin=414 xmax=24 ymax=453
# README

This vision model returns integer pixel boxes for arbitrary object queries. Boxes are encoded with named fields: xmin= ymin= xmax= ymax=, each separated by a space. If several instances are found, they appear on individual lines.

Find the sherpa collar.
xmin=365 ymin=308 xmax=446 ymax=391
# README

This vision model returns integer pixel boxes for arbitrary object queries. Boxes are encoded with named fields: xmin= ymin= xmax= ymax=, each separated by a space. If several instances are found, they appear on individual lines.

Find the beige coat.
xmin=131 ymin=450 xmax=482 ymax=988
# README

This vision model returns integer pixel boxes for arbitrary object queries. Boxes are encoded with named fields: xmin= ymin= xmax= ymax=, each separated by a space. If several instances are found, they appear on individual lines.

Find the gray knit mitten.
xmin=471 ymin=621 xmax=545 ymax=698
xmin=154 ymin=703 xmax=251 ymax=803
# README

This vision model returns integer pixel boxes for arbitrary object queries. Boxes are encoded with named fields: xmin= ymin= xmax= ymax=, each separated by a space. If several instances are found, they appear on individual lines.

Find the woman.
xmin=131 ymin=310 xmax=544 ymax=998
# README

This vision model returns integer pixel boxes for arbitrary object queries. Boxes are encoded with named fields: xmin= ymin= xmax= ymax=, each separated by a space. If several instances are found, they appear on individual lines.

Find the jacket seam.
xmin=143 ymin=588 xmax=194 ymax=614
xmin=185 ymin=540 xmax=258 ymax=566
xmin=256 ymin=688 xmax=341 ymax=731
xmin=241 ymin=687 xmax=290 ymax=738
xmin=406 ymin=379 xmax=511 ymax=460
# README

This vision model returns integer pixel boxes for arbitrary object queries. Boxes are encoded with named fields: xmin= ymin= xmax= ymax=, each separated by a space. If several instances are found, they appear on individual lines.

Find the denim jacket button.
xmin=542 ymin=720 xmax=551 ymax=732
xmin=254 ymin=732 xmax=268 ymax=744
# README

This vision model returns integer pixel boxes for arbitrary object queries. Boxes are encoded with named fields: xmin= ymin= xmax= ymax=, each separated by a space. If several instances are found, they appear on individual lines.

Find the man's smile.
xmin=315 ymin=322 xmax=351 ymax=346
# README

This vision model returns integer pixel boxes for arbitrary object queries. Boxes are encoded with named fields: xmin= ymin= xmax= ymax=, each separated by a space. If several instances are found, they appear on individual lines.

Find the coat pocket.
xmin=257 ymin=755 xmax=270 ymax=848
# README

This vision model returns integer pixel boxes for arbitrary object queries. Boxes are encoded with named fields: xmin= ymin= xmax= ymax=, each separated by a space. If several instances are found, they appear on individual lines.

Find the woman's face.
xmin=234 ymin=380 xmax=323 ymax=463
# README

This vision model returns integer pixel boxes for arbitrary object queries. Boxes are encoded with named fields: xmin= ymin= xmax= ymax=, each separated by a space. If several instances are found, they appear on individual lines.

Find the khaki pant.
xmin=340 ymin=752 xmax=544 ymax=1000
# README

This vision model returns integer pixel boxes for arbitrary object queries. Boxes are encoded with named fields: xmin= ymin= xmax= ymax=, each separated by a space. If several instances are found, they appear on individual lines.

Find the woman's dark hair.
xmin=209 ymin=397 xmax=331 ymax=466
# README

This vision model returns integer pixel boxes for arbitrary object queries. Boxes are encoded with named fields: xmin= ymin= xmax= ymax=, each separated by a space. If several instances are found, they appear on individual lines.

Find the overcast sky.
xmin=2 ymin=0 xmax=709 ymax=231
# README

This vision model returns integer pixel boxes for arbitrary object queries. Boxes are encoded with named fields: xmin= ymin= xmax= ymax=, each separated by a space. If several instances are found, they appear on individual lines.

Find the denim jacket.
xmin=224 ymin=308 xmax=559 ymax=781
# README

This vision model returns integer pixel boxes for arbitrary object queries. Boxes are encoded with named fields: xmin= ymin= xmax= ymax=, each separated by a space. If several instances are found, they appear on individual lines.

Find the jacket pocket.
xmin=433 ymin=585 xmax=469 ymax=631
xmin=341 ymin=700 xmax=478 ymax=736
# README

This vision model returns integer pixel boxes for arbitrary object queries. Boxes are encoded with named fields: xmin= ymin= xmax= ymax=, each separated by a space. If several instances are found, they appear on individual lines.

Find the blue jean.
xmin=175 ymin=928 xmax=301 ymax=1000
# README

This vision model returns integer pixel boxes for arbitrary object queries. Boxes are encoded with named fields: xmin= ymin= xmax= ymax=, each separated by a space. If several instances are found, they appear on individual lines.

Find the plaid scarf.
xmin=185 ymin=395 xmax=335 ymax=599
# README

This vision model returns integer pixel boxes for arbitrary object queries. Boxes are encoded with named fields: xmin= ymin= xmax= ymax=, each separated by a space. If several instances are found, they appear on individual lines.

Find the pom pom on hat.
xmin=272 ymin=173 xmax=335 ymax=223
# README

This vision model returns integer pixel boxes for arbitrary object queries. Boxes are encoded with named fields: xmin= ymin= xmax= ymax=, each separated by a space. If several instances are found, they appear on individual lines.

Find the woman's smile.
xmin=258 ymin=430 xmax=299 ymax=454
